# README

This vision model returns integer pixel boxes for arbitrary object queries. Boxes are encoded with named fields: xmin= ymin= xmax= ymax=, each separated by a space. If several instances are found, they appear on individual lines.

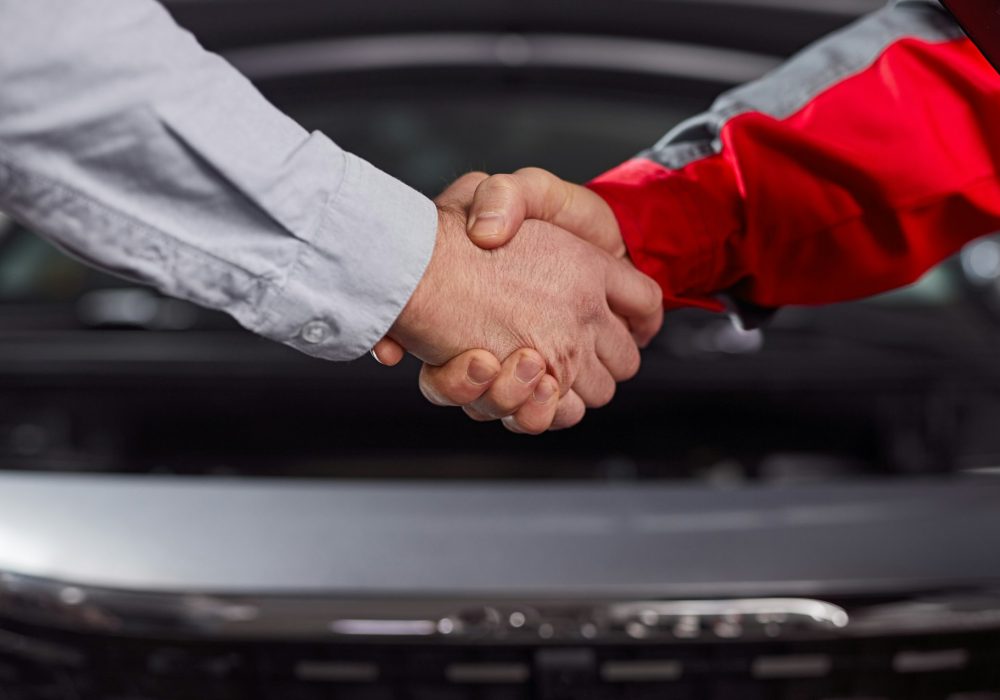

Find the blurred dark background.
xmin=7 ymin=3 xmax=1000 ymax=700
xmin=3 ymin=0 xmax=1000 ymax=484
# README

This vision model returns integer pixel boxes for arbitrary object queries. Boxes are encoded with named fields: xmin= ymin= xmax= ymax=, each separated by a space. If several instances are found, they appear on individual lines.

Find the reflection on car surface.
xmin=1 ymin=0 xmax=999 ymax=698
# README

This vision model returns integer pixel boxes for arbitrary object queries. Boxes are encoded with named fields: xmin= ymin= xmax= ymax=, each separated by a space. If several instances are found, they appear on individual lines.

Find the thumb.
xmin=468 ymin=168 xmax=625 ymax=256
xmin=467 ymin=173 xmax=525 ymax=249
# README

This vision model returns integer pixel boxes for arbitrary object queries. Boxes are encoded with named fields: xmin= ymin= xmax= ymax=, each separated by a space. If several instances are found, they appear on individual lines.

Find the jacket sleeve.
xmin=0 ymin=0 xmax=437 ymax=361
xmin=587 ymin=0 xmax=1000 ymax=313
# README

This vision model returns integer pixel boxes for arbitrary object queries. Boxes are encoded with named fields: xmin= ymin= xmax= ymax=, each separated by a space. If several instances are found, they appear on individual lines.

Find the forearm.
xmin=0 ymin=0 xmax=436 ymax=360
xmin=588 ymin=0 xmax=1000 ymax=311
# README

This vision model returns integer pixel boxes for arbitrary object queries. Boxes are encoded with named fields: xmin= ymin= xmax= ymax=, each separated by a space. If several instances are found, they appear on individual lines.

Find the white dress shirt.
xmin=0 ymin=0 xmax=438 ymax=360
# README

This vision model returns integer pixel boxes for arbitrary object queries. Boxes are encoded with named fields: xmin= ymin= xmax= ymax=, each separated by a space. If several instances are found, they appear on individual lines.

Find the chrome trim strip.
xmin=169 ymin=0 xmax=879 ymax=15
xmin=225 ymin=33 xmax=782 ymax=85
xmin=3 ymin=571 xmax=1000 ymax=643
xmin=609 ymin=598 xmax=850 ymax=629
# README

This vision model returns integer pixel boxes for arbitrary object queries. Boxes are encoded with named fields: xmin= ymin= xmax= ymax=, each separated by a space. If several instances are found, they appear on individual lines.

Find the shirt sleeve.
xmin=0 ymin=0 xmax=437 ymax=361
xmin=587 ymin=0 xmax=1000 ymax=313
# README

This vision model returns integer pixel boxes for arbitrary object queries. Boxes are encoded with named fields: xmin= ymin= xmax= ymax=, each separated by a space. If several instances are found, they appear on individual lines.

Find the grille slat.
xmin=0 ymin=617 xmax=998 ymax=699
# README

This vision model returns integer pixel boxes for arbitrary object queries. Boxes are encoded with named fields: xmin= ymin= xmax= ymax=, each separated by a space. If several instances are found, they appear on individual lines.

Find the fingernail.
xmin=516 ymin=356 xmax=544 ymax=383
xmin=467 ymin=358 xmax=498 ymax=385
xmin=501 ymin=415 xmax=526 ymax=434
xmin=470 ymin=213 xmax=505 ymax=240
xmin=533 ymin=380 xmax=556 ymax=403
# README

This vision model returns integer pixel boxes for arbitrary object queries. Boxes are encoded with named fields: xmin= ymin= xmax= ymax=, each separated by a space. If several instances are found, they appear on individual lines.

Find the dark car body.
xmin=2 ymin=0 xmax=1000 ymax=698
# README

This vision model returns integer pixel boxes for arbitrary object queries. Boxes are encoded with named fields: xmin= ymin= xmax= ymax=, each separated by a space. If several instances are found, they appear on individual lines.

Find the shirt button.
xmin=300 ymin=320 xmax=331 ymax=344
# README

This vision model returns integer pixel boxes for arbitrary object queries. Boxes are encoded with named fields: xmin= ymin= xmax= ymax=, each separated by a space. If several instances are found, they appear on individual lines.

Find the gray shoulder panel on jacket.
xmin=645 ymin=0 xmax=961 ymax=169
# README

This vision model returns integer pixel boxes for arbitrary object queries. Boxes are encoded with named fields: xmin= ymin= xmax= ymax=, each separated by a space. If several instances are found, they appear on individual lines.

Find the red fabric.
xmin=588 ymin=37 xmax=1000 ymax=310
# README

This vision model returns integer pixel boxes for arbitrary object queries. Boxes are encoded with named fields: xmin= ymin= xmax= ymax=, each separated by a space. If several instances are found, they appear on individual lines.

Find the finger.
xmin=463 ymin=404 xmax=495 ymax=422
xmin=605 ymin=257 xmax=664 ymax=326
xmin=468 ymin=168 xmax=624 ymax=255
xmin=615 ymin=258 xmax=664 ymax=348
xmin=628 ymin=303 xmax=665 ymax=349
xmin=469 ymin=348 xmax=546 ymax=419
xmin=550 ymin=389 xmax=587 ymax=430
xmin=595 ymin=313 xmax=642 ymax=382
xmin=501 ymin=374 xmax=560 ymax=435
xmin=466 ymin=173 xmax=523 ymax=249
xmin=371 ymin=338 xmax=406 ymax=366
xmin=436 ymin=171 xmax=490 ymax=209
xmin=572 ymin=353 xmax=618 ymax=408
xmin=418 ymin=350 xmax=501 ymax=407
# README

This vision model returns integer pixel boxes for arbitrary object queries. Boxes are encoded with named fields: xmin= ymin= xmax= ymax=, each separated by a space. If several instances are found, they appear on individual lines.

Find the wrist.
xmin=389 ymin=205 xmax=475 ymax=360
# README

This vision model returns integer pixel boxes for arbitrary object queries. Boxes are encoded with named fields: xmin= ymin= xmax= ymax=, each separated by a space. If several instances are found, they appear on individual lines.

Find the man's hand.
xmin=384 ymin=173 xmax=661 ymax=433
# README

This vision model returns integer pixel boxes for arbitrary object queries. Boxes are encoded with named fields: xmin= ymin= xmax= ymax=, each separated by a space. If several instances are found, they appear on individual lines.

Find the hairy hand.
xmin=375 ymin=171 xmax=664 ymax=434
xmin=388 ymin=175 xmax=658 ymax=428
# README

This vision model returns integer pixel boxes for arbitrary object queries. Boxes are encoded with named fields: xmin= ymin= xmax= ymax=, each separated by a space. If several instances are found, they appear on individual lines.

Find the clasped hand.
xmin=374 ymin=169 xmax=664 ymax=434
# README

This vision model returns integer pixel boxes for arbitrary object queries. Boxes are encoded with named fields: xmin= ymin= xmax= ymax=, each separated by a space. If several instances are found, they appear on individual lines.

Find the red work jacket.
xmin=589 ymin=0 xmax=1000 ymax=315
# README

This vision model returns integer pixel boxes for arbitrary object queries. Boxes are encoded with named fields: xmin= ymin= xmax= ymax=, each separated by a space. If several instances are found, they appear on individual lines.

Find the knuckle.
xmin=576 ymin=294 xmax=607 ymax=327
xmin=442 ymin=370 xmax=472 ymax=402
xmin=589 ymin=381 xmax=617 ymax=409
xmin=553 ymin=404 xmax=585 ymax=431
xmin=643 ymin=280 xmax=664 ymax=312
xmin=619 ymin=345 xmax=642 ymax=381
xmin=547 ymin=347 xmax=579 ymax=390
xmin=514 ymin=166 xmax=547 ymax=183
xmin=418 ymin=370 xmax=448 ymax=406
xmin=451 ymin=171 xmax=489 ymax=193
xmin=485 ymin=173 xmax=520 ymax=196
xmin=448 ymin=379 xmax=477 ymax=404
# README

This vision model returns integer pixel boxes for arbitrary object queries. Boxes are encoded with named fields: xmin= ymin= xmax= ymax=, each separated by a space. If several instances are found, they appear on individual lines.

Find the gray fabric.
xmin=644 ymin=0 xmax=962 ymax=170
xmin=0 ymin=0 xmax=438 ymax=361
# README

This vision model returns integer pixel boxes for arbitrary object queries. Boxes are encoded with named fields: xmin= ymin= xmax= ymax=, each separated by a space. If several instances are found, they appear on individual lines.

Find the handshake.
xmin=373 ymin=168 xmax=664 ymax=434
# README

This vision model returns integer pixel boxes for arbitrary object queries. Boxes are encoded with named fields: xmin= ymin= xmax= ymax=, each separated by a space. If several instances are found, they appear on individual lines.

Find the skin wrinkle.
xmin=518 ymin=250 xmax=597 ymax=392
xmin=503 ymin=282 xmax=578 ymax=392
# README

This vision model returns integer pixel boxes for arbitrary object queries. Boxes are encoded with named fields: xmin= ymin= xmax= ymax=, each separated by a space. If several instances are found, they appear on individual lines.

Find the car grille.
xmin=1 ymin=619 xmax=998 ymax=700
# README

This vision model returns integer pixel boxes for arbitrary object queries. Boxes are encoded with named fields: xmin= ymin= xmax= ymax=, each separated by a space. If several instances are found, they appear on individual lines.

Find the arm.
xmin=0 ymin=0 xmax=436 ymax=361
xmin=406 ymin=0 xmax=1000 ymax=430
xmin=0 ymin=0 xmax=656 ymax=421
xmin=587 ymin=0 xmax=1000 ymax=311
